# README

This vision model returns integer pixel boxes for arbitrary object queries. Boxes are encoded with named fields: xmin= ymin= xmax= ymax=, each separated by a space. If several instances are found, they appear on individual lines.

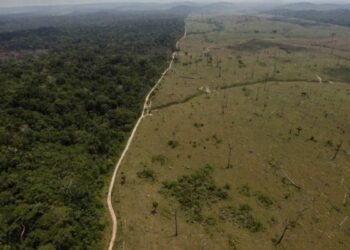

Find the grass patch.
xmin=238 ymin=185 xmax=274 ymax=208
xmin=238 ymin=184 xmax=251 ymax=197
xmin=230 ymin=39 xmax=306 ymax=53
xmin=151 ymin=154 xmax=169 ymax=166
xmin=256 ymin=192 xmax=274 ymax=208
xmin=324 ymin=65 xmax=350 ymax=82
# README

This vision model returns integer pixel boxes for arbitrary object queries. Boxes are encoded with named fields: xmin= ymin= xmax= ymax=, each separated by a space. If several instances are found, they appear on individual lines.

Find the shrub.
xmin=120 ymin=174 xmax=126 ymax=185
xmin=137 ymin=168 xmax=156 ymax=182
xmin=193 ymin=122 xmax=204 ymax=128
xmin=256 ymin=193 xmax=274 ymax=208
xmin=151 ymin=201 xmax=159 ymax=214
xmin=168 ymin=140 xmax=179 ymax=148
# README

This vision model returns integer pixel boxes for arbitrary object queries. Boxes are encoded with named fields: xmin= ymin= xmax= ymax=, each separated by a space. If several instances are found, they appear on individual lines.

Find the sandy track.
xmin=106 ymin=25 xmax=187 ymax=250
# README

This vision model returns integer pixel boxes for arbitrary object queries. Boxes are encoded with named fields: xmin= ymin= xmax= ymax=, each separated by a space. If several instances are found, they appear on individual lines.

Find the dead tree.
xmin=20 ymin=223 xmax=26 ymax=242
xmin=255 ymin=87 xmax=260 ymax=101
xmin=226 ymin=144 xmax=233 ymax=169
xmin=281 ymin=169 xmax=301 ymax=190
xmin=251 ymin=64 xmax=255 ymax=80
xmin=275 ymin=209 xmax=306 ymax=246
xmin=264 ymin=73 xmax=269 ymax=91
xmin=272 ymin=59 xmax=277 ymax=79
xmin=174 ymin=209 xmax=178 ymax=237
xmin=332 ymin=141 xmax=343 ymax=161
xmin=275 ymin=220 xmax=290 ymax=246
xmin=222 ymin=94 xmax=228 ymax=116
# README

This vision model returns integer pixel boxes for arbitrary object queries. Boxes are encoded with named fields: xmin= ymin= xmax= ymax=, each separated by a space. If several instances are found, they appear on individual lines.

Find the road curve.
xmin=107 ymin=25 xmax=187 ymax=250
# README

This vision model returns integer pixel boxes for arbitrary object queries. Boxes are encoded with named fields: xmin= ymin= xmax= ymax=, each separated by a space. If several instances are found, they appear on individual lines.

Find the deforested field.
xmin=114 ymin=14 xmax=350 ymax=250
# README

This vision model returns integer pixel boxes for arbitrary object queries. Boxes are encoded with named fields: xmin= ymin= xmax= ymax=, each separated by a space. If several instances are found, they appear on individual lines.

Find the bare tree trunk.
xmin=332 ymin=141 xmax=343 ymax=161
xmin=255 ymin=87 xmax=260 ymax=101
xmin=20 ymin=223 xmax=26 ymax=242
xmin=226 ymin=144 xmax=233 ymax=169
xmin=281 ymin=169 xmax=301 ymax=190
xmin=174 ymin=210 xmax=178 ymax=237
xmin=275 ymin=221 xmax=290 ymax=246
xmin=275 ymin=209 xmax=305 ymax=246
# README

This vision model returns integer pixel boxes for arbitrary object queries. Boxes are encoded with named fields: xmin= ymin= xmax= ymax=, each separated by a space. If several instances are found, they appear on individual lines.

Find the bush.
xmin=137 ymin=168 xmax=156 ymax=182
xmin=168 ymin=140 xmax=179 ymax=148
xmin=256 ymin=193 xmax=274 ymax=208
xmin=238 ymin=184 xmax=251 ymax=197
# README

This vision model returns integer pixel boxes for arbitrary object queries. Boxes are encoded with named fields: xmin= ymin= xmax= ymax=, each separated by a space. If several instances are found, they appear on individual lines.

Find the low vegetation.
xmin=219 ymin=204 xmax=264 ymax=232
xmin=151 ymin=154 xmax=169 ymax=166
xmin=137 ymin=168 xmax=156 ymax=182
xmin=160 ymin=165 xmax=228 ymax=222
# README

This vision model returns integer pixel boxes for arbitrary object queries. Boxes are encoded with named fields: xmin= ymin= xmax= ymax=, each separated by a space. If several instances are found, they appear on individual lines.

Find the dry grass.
xmin=113 ymin=14 xmax=350 ymax=250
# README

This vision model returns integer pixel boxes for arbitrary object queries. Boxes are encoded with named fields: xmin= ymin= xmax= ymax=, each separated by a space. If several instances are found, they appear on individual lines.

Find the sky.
xmin=0 ymin=0 xmax=349 ymax=8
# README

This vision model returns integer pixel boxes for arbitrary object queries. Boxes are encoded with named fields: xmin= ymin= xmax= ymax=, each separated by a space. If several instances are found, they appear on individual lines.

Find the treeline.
xmin=0 ymin=10 xmax=185 ymax=250
xmin=271 ymin=9 xmax=350 ymax=27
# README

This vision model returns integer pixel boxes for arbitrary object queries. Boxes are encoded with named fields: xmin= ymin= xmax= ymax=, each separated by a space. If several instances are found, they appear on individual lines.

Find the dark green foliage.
xmin=219 ymin=204 xmax=264 ymax=232
xmin=137 ymin=168 xmax=156 ymax=182
xmin=0 ymin=10 xmax=185 ymax=250
xmin=160 ymin=165 xmax=228 ymax=222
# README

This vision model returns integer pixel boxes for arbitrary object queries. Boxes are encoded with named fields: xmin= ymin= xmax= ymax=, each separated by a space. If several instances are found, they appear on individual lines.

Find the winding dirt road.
xmin=106 ymin=26 xmax=187 ymax=250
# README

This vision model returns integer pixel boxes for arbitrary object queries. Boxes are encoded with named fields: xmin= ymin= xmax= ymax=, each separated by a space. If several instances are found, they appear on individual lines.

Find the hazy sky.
xmin=1 ymin=0 xmax=349 ymax=8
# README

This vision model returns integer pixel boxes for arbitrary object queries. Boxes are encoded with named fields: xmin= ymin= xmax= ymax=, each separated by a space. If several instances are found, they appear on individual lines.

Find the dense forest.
xmin=0 ymin=10 xmax=185 ymax=249
xmin=271 ymin=9 xmax=350 ymax=27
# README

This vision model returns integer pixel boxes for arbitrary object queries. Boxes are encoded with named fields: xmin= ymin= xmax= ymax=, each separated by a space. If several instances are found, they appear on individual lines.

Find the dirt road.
xmin=106 ymin=26 xmax=187 ymax=250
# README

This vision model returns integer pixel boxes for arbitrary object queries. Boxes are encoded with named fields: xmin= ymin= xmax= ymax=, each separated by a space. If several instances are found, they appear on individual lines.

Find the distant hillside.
xmin=0 ymin=2 xmax=199 ymax=16
xmin=197 ymin=1 xmax=279 ymax=14
xmin=275 ymin=2 xmax=350 ymax=11
xmin=269 ymin=8 xmax=350 ymax=27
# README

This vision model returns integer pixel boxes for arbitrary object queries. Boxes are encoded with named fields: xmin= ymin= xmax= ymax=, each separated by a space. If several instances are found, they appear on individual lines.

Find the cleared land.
xmin=113 ymin=14 xmax=350 ymax=249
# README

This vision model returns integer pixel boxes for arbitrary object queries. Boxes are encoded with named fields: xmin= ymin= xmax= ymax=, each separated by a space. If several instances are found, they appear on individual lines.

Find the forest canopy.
xmin=0 ymin=9 xmax=186 ymax=249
